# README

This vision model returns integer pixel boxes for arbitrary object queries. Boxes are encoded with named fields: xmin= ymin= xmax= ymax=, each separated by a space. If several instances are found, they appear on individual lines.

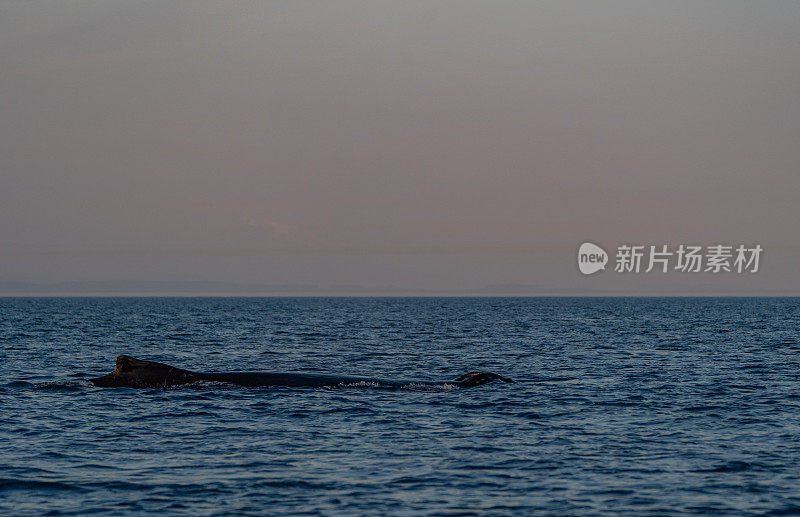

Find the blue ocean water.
xmin=1 ymin=297 xmax=799 ymax=516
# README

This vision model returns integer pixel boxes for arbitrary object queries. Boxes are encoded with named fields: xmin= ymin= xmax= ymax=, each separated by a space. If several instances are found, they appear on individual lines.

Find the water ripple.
xmin=2 ymin=297 xmax=800 ymax=515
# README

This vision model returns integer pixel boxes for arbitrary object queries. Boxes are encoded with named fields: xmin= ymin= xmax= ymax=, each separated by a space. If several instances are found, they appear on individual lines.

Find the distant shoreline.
xmin=2 ymin=293 xmax=798 ymax=298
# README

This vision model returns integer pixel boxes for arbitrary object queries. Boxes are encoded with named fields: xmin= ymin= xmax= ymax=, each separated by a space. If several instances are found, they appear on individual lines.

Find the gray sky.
xmin=1 ymin=1 xmax=799 ymax=295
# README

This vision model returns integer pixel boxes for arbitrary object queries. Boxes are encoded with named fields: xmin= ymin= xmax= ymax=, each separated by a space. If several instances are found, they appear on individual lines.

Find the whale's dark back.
xmin=89 ymin=355 xmax=513 ymax=390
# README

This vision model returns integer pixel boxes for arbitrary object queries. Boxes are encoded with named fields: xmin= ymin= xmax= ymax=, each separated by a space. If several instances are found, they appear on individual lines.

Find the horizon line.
xmin=2 ymin=292 xmax=798 ymax=298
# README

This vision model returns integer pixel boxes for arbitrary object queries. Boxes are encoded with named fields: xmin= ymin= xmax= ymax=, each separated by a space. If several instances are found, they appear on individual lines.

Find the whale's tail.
xmin=455 ymin=372 xmax=514 ymax=388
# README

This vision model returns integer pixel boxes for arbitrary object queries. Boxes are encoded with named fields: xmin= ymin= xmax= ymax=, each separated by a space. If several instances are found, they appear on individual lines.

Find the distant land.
xmin=0 ymin=281 xmax=796 ymax=297
xmin=0 ymin=280 xmax=554 ymax=296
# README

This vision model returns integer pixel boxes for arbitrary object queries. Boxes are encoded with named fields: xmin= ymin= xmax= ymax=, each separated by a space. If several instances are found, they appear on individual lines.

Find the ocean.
xmin=2 ymin=297 xmax=799 ymax=515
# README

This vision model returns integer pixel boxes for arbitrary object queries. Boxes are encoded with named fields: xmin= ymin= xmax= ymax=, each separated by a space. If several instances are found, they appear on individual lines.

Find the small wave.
xmin=458 ymin=401 xmax=500 ymax=409
xmin=694 ymin=460 xmax=755 ymax=473
xmin=5 ymin=380 xmax=92 ymax=391
xmin=768 ymin=506 xmax=800 ymax=515
xmin=0 ymin=478 xmax=87 ymax=493
xmin=588 ymin=488 xmax=635 ymax=496
xmin=451 ymin=445 xmax=506 ymax=453
xmin=594 ymin=400 xmax=643 ymax=407
xmin=253 ymin=479 xmax=335 ymax=490
xmin=145 ymin=380 xmax=239 ymax=390
xmin=33 ymin=380 xmax=92 ymax=391
xmin=321 ymin=406 xmax=376 ymax=415
xmin=402 ymin=382 xmax=458 ymax=391
xmin=5 ymin=380 xmax=33 ymax=388
xmin=130 ymin=410 xmax=215 ymax=421
xmin=336 ymin=381 xmax=381 ymax=388
xmin=680 ymin=405 xmax=725 ymax=412
xmin=389 ymin=475 xmax=443 ymax=487
xmin=325 ymin=381 xmax=458 ymax=391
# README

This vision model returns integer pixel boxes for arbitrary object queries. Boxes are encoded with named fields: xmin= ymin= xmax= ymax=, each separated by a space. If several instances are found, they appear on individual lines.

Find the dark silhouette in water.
xmin=90 ymin=355 xmax=513 ymax=389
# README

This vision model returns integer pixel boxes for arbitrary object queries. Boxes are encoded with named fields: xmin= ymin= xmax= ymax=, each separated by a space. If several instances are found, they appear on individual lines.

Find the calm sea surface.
xmin=2 ymin=297 xmax=800 ymax=516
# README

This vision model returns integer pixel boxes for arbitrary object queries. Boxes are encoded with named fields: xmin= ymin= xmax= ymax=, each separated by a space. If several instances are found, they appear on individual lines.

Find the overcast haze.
xmin=1 ymin=1 xmax=799 ymax=295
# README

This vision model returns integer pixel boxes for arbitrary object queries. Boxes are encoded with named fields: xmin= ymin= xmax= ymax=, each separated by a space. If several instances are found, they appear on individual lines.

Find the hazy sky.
xmin=1 ymin=1 xmax=799 ymax=294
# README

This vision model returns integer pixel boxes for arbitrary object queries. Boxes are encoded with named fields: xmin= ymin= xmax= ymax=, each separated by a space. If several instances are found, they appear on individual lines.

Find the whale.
xmin=90 ymin=355 xmax=513 ymax=389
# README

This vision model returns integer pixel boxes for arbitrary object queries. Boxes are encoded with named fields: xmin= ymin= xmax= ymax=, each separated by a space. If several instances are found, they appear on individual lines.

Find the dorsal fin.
xmin=455 ymin=372 xmax=514 ymax=387
xmin=115 ymin=355 xmax=146 ymax=373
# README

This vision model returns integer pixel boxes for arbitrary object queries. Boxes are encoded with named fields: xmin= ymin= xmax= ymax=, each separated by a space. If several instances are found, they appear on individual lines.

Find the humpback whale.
xmin=90 ymin=355 xmax=513 ymax=389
